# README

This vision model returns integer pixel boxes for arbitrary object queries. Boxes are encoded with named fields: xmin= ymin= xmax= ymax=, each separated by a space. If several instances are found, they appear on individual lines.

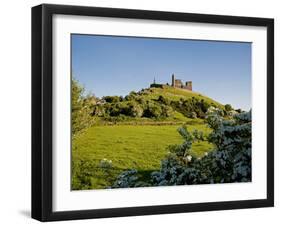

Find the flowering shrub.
xmin=111 ymin=170 xmax=139 ymax=188
xmin=112 ymin=109 xmax=252 ymax=188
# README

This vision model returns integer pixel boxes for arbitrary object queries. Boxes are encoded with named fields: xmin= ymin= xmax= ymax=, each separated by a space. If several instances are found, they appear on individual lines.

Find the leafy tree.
xmin=170 ymin=97 xmax=214 ymax=119
xmin=143 ymin=101 xmax=162 ymax=118
xmin=72 ymin=78 xmax=93 ymax=135
xmin=125 ymin=91 xmax=138 ymax=101
xmin=92 ymin=105 xmax=105 ymax=116
xmin=103 ymin=95 xmax=121 ymax=103
xmin=128 ymin=102 xmax=143 ymax=117
xmin=225 ymin=104 xmax=233 ymax=112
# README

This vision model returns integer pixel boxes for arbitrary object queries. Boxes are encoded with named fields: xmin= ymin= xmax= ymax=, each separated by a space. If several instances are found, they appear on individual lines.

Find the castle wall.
xmin=175 ymin=79 xmax=183 ymax=88
xmin=185 ymin=81 xmax=192 ymax=91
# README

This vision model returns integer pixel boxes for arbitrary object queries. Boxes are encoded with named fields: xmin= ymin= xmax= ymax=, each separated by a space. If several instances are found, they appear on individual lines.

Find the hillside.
xmin=71 ymin=80 xmax=235 ymax=190
xmin=90 ymin=86 xmax=226 ymax=125
xmin=142 ymin=86 xmax=223 ymax=107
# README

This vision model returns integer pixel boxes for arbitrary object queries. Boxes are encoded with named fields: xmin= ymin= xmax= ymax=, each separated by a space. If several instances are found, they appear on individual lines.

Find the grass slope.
xmin=143 ymin=86 xmax=223 ymax=107
xmin=72 ymin=86 xmax=223 ymax=190
xmin=72 ymin=122 xmax=212 ymax=189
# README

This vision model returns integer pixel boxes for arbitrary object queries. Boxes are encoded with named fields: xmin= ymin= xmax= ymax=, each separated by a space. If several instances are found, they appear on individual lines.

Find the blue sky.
xmin=72 ymin=34 xmax=251 ymax=110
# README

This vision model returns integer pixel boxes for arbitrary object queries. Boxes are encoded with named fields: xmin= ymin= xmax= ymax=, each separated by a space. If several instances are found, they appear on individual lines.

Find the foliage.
xmin=171 ymin=97 xmax=214 ymax=119
xmin=72 ymin=159 xmax=95 ymax=190
xmin=224 ymin=104 xmax=233 ymax=112
xmin=103 ymin=95 xmax=121 ymax=103
xmin=111 ymin=170 xmax=139 ymax=188
xmin=112 ymin=109 xmax=252 ymax=188
xmin=143 ymin=101 xmax=162 ymax=118
xmin=111 ymin=169 xmax=151 ymax=188
xmin=76 ymin=82 xmax=226 ymax=123
xmin=107 ymin=101 xmax=144 ymax=117
xmin=92 ymin=104 xmax=105 ymax=116
xmin=71 ymin=79 xmax=94 ymax=135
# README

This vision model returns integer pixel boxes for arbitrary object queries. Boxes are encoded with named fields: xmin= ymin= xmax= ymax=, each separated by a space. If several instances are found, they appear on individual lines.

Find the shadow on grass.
xmin=136 ymin=169 xmax=156 ymax=185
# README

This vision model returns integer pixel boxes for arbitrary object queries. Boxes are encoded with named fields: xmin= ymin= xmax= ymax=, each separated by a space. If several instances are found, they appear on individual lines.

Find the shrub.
xmin=143 ymin=101 xmax=162 ymax=118
xmin=170 ymin=97 xmax=215 ymax=119
xmin=111 ymin=169 xmax=151 ymax=188
xmin=161 ymin=105 xmax=174 ymax=117
xmin=112 ymin=109 xmax=252 ymax=187
xmin=111 ymin=170 xmax=139 ymax=188
xmin=127 ymin=102 xmax=143 ymax=117
xmin=92 ymin=105 xmax=105 ymax=116
xmin=224 ymin=104 xmax=233 ymax=112
xmin=125 ymin=91 xmax=138 ymax=101
xmin=103 ymin=95 xmax=121 ymax=103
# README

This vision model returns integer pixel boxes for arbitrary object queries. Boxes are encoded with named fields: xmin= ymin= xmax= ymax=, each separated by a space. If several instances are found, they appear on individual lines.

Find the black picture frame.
xmin=32 ymin=3 xmax=274 ymax=222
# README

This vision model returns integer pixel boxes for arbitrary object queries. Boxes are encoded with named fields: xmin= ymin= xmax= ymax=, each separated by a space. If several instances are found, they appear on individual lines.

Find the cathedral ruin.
xmin=171 ymin=74 xmax=192 ymax=91
xmin=150 ymin=74 xmax=192 ymax=91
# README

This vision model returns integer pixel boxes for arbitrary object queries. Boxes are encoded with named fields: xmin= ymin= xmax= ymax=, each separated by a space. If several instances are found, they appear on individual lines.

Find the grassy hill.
xmin=144 ymin=86 xmax=222 ymax=106
xmin=72 ymin=81 xmax=229 ymax=190
xmin=91 ymin=86 xmax=225 ymax=126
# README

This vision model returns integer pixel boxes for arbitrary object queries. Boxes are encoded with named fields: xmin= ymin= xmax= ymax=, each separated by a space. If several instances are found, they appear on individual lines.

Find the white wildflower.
xmin=186 ymin=155 xmax=192 ymax=162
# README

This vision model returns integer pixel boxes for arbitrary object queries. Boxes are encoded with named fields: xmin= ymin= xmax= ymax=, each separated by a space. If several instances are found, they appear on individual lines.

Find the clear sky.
xmin=72 ymin=34 xmax=251 ymax=110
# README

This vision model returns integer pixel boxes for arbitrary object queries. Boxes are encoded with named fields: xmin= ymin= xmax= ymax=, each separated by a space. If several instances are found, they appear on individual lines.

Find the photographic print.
xmin=71 ymin=34 xmax=252 ymax=190
xmin=32 ymin=4 xmax=273 ymax=221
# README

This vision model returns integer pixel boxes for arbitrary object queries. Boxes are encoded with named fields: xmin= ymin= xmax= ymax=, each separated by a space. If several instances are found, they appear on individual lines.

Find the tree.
xmin=128 ymin=102 xmax=143 ymax=117
xmin=143 ymin=101 xmax=162 ymax=118
xmin=72 ymin=78 xmax=93 ymax=135
xmin=103 ymin=95 xmax=120 ymax=103
xmin=224 ymin=104 xmax=233 ymax=112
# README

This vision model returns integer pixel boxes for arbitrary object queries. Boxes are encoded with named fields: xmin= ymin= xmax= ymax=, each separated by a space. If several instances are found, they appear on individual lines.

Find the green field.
xmin=72 ymin=121 xmax=213 ymax=189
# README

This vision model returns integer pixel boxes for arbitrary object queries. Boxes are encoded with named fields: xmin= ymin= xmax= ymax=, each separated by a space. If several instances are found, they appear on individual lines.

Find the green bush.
xmin=161 ymin=105 xmax=174 ymax=117
xmin=224 ymin=104 xmax=233 ymax=112
xmin=103 ymin=95 xmax=121 ymax=103
xmin=107 ymin=101 xmax=143 ymax=117
xmin=125 ymin=91 xmax=138 ymax=101
xmin=143 ymin=101 xmax=162 ymax=118
xmin=170 ymin=97 xmax=213 ymax=119
xmin=92 ymin=105 xmax=105 ymax=116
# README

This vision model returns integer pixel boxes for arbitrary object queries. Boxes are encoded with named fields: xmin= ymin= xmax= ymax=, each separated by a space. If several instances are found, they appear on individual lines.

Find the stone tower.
xmin=172 ymin=74 xmax=175 ymax=87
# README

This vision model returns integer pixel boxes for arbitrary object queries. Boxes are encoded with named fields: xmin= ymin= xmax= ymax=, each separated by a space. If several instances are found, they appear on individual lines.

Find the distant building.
xmin=171 ymin=74 xmax=192 ymax=91
xmin=150 ymin=74 xmax=192 ymax=91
